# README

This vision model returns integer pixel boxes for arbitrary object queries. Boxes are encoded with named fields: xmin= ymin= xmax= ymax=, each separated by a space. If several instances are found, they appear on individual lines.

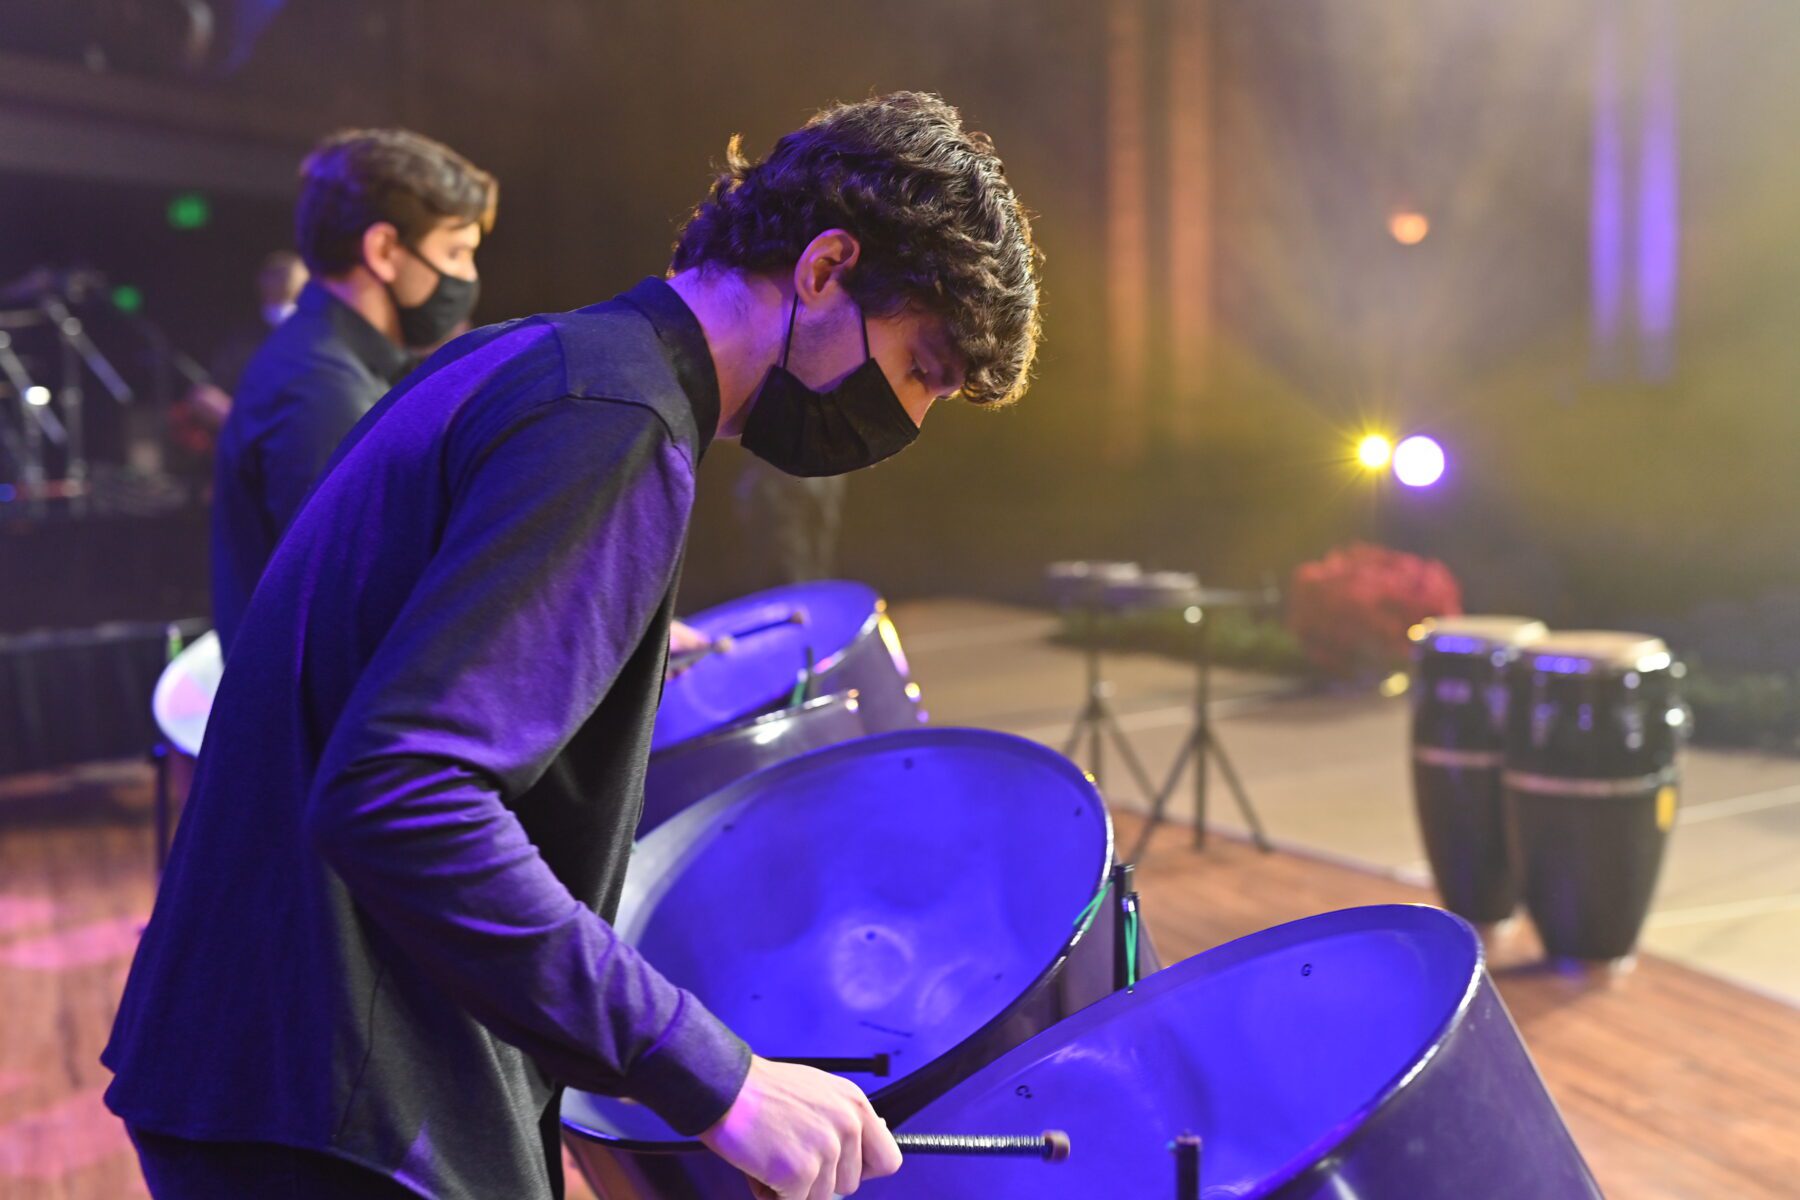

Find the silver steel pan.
xmin=654 ymin=580 xmax=923 ymax=754
xmin=564 ymin=728 xmax=1159 ymax=1199
xmin=860 ymin=904 xmax=1599 ymax=1198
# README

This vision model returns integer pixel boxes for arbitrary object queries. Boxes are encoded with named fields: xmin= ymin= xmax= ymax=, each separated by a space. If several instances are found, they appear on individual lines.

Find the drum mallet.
xmin=892 ymin=1131 xmax=1070 ymax=1161
xmin=773 ymin=1054 xmax=892 ymax=1077
xmin=668 ymin=611 xmax=808 ymax=668
xmin=658 ymin=1130 xmax=1071 ymax=1162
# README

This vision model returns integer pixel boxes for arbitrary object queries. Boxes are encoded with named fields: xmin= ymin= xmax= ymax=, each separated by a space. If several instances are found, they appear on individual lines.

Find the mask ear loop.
xmin=400 ymin=242 xmax=445 ymax=283
xmin=780 ymin=292 xmax=800 ymax=370
xmin=782 ymin=290 xmax=871 ymax=370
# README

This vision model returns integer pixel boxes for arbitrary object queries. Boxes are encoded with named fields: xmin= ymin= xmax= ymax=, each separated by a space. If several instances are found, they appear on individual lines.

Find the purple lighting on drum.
xmin=1392 ymin=436 xmax=1446 ymax=488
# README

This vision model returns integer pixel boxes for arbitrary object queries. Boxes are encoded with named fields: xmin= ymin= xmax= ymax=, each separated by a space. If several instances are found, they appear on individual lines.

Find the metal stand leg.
xmin=1205 ymin=732 xmax=1270 ymax=850
xmin=1173 ymin=1134 xmax=1202 ymax=1200
xmin=1130 ymin=607 xmax=1272 ymax=864
xmin=1063 ymin=609 xmax=1161 ymax=806
xmin=152 ymin=742 xmax=171 ymax=877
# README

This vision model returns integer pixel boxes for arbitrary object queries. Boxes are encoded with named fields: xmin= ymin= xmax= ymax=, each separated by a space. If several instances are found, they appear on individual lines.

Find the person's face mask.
xmin=262 ymin=302 xmax=297 ymax=329
xmin=740 ymin=293 xmax=919 ymax=478
xmin=388 ymin=243 xmax=478 ymax=348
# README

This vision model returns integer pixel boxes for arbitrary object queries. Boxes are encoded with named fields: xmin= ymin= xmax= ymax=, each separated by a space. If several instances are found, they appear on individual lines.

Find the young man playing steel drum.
xmin=104 ymin=92 xmax=1041 ymax=1200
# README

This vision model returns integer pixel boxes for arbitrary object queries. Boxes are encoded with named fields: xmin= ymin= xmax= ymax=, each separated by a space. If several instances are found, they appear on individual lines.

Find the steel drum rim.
xmin=564 ymin=727 xmax=1117 ymax=1151
xmin=811 ymin=603 xmax=884 ymax=678
xmin=883 ymin=903 xmax=1486 ymax=1200
xmin=646 ymin=692 xmax=862 ymax=764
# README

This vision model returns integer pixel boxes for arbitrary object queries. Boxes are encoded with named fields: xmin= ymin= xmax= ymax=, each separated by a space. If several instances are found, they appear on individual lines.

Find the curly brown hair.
xmin=296 ymin=129 xmax=497 ymax=276
xmin=671 ymin=92 xmax=1041 ymax=408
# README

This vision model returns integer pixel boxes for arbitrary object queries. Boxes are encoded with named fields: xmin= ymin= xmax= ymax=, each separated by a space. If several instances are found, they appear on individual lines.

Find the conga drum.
xmin=562 ymin=728 xmax=1160 ymax=1199
xmin=860 ymin=905 xmax=1599 ymax=1199
xmin=1408 ymin=616 xmax=1546 ymax=924
xmin=1504 ymin=632 xmax=1686 ymax=964
xmin=150 ymin=630 xmax=223 ymax=868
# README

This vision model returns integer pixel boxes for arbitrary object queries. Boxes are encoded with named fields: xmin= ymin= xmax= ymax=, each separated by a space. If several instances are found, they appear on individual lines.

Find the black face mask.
xmin=740 ymin=294 xmax=919 ymax=478
xmin=388 ymin=243 xmax=478 ymax=348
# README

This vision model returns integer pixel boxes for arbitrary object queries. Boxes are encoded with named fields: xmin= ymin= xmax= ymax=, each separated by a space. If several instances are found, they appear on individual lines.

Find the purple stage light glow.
xmin=1590 ymin=11 xmax=1625 ymax=374
xmin=1393 ymin=436 xmax=1446 ymax=488
xmin=1636 ymin=0 xmax=1679 ymax=380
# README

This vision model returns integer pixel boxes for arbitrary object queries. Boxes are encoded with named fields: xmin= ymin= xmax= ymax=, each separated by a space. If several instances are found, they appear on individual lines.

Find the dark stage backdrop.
xmin=3 ymin=0 xmax=1799 ymax=646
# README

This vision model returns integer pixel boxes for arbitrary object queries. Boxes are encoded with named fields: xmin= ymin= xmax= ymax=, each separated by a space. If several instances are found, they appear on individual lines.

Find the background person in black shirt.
xmin=166 ymin=251 xmax=308 ymax=485
xmin=209 ymin=128 xmax=496 ymax=651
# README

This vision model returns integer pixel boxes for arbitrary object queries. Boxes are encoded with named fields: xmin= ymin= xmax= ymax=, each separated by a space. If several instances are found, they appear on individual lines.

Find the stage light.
xmin=24 ymin=386 xmax=51 ymax=407
xmin=111 ymin=284 xmax=145 ymax=314
xmin=1393 ymin=436 xmax=1446 ymax=487
xmin=1356 ymin=434 xmax=1393 ymax=469
xmin=1388 ymin=210 xmax=1429 ymax=245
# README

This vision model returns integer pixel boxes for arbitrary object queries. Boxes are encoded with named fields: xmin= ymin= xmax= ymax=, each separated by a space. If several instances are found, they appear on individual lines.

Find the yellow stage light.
xmin=1357 ymin=434 xmax=1393 ymax=469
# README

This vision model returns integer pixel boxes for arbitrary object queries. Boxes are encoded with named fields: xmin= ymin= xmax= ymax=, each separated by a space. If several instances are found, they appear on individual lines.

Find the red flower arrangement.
xmin=1286 ymin=542 xmax=1462 ymax=679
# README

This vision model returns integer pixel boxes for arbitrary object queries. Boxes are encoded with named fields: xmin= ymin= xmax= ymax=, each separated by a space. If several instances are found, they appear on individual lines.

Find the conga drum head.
xmin=151 ymin=630 xmax=222 ymax=758
xmin=1526 ymin=631 xmax=1671 ymax=675
xmin=1410 ymin=615 xmax=1547 ymax=654
xmin=862 ymin=905 xmax=1596 ymax=1199
xmin=654 ymin=581 xmax=891 ymax=751
xmin=566 ymin=728 xmax=1115 ymax=1150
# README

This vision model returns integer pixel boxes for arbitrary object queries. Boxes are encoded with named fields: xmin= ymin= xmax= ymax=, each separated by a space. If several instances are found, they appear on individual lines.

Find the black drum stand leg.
xmin=1130 ymin=607 xmax=1271 ymax=864
xmin=1203 ymin=733 xmax=1270 ymax=852
xmin=1173 ymin=1133 xmax=1202 ymax=1200
xmin=1063 ymin=608 xmax=1161 ymax=807
xmin=1111 ymin=862 xmax=1145 ymax=992
xmin=151 ymin=741 xmax=171 ymax=877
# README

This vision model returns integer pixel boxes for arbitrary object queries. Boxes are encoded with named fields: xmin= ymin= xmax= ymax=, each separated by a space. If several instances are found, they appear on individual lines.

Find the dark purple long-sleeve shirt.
xmin=211 ymin=281 xmax=411 ymax=653
xmin=103 ymin=279 xmax=751 ymax=1199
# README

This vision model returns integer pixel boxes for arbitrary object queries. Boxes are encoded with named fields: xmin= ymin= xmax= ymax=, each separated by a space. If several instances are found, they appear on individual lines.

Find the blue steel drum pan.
xmin=862 ymin=904 xmax=1599 ymax=1199
xmin=565 ymin=728 xmax=1153 ymax=1199
xmin=652 ymin=581 xmax=923 ymax=754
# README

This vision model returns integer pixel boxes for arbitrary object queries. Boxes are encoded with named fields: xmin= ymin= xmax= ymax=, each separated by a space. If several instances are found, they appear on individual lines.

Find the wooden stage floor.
xmin=1 ymin=764 xmax=1796 ymax=1199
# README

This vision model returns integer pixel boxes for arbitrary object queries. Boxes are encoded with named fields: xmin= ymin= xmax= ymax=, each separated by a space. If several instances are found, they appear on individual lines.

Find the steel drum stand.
xmin=1060 ymin=599 xmax=1163 ymax=810
xmin=1129 ymin=589 xmax=1275 ymax=864
xmin=1173 ymin=1133 xmax=1203 ymax=1199
xmin=150 ymin=741 xmax=175 ymax=876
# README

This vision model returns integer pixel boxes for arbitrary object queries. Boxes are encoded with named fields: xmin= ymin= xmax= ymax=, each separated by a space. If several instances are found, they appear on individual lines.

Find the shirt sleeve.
xmin=255 ymin=364 xmax=373 ymax=537
xmin=303 ymin=394 xmax=751 ymax=1137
